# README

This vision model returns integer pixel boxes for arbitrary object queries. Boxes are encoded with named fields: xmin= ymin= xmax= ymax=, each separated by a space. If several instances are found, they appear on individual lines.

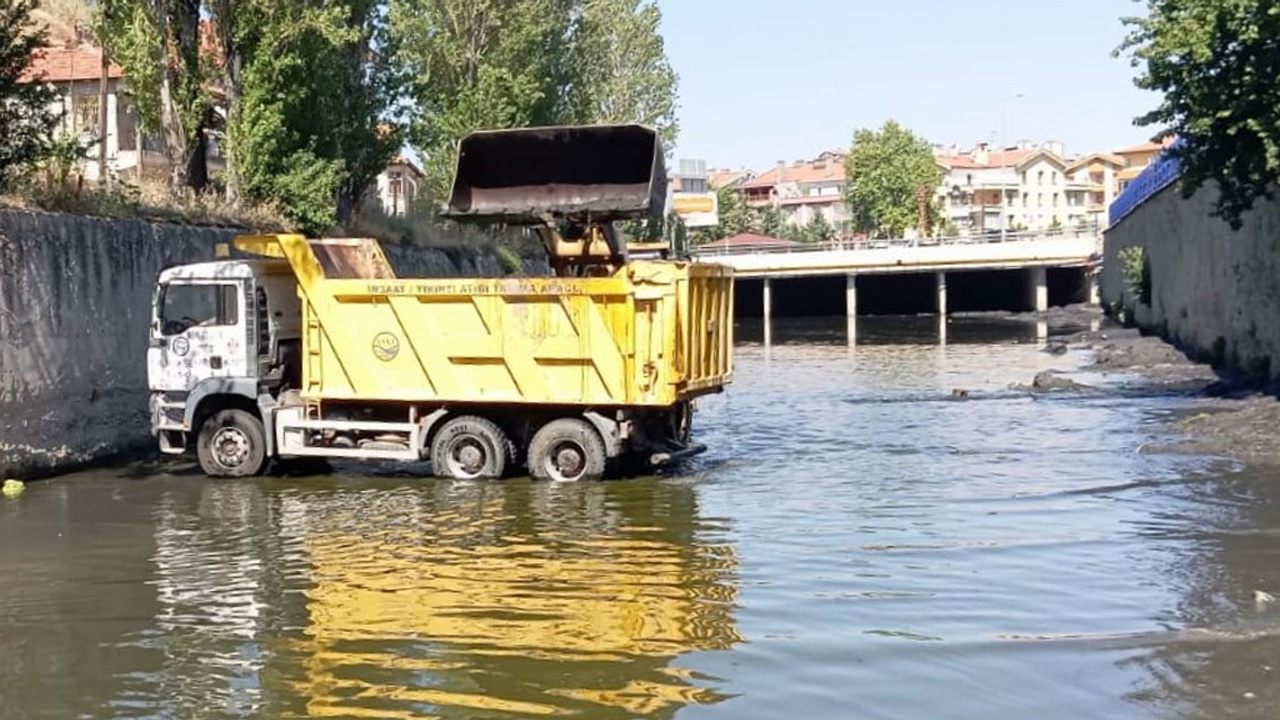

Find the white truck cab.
xmin=147 ymin=259 xmax=301 ymax=470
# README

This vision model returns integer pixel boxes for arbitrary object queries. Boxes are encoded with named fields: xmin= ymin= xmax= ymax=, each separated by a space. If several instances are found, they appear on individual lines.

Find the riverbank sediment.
xmin=1070 ymin=325 xmax=1280 ymax=466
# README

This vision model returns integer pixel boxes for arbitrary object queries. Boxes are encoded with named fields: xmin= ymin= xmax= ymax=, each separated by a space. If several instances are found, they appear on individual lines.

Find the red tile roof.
xmin=20 ymin=44 xmax=123 ymax=84
xmin=709 ymin=169 xmax=752 ymax=189
xmin=937 ymin=149 xmax=1035 ymax=170
xmin=740 ymin=157 xmax=846 ymax=190
xmin=1114 ymin=138 xmax=1176 ymax=156
xmin=1065 ymin=152 xmax=1126 ymax=171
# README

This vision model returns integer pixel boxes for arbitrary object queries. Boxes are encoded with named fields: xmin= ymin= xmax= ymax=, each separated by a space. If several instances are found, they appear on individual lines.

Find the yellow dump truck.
xmin=146 ymin=125 xmax=734 ymax=480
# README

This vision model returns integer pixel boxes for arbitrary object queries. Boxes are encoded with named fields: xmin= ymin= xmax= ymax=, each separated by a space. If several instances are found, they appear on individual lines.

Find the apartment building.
xmin=736 ymin=152 xmax=848 ymax=230
xmin=935 ymin=142 xmax=1103 ymax=233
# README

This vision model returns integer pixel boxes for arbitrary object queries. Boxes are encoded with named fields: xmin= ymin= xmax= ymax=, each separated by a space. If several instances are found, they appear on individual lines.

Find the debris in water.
xmin=2 ymin=479 xmax=24 ymax=499
xmin=951 ymin=388 xmax=970 ymax=399
xmin=1255 ymin=590 xmax=1276 ymax=609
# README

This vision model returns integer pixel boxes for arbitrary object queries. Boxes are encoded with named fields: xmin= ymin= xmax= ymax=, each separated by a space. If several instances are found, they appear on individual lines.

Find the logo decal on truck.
xmin=171 ymin=337 xmax=190 ymax=356
xmin=372 ymin=332 xmax=400 ymax=362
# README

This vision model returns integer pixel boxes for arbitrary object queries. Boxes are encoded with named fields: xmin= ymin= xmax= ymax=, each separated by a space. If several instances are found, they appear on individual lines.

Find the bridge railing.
xmin=691 ymin=223 xmax=1103 ymax=258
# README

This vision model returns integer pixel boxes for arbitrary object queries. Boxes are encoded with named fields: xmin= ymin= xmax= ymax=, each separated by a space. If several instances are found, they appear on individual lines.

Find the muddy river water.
xmin=3 ymin=317 xmax=1280 ymax=719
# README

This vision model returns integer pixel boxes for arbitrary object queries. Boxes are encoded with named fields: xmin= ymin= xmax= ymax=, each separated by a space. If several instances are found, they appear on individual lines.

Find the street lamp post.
xmin=1001 ymin=92 xmax=1025 ymax=151
xmin=1000 ymin=93 xmax=1025 ymax=240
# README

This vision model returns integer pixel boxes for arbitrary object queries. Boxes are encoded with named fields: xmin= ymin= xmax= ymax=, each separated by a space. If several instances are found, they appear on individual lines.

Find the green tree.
xmin=802 ymin=211 xmax=835 ymax=244
xmin=564 ymin=0 xmax=678 ymax=146
xmin=390 ymin=0 xmax=575 ymax=198
xmin=0 ymin=0 xmax=60 ymax=188
xmin=1119 ymin=1 xmax=1280 ymax=229
xmin=99 ymin=0 xmax=399 ymax=230
xmin=844 ymin=120 xmax=942 ymax=238
xmin=716 ymin=186 xmax=750 ymax=238
xmin=753 ymin=204 xmax=785 ymax=238
xmin=97 ymin=0 xmax=210 ymax=190
xmin=391 ymin=0 xmax=680 ymax=201
xmin=229 ymin=0 xmax=400 ymax=231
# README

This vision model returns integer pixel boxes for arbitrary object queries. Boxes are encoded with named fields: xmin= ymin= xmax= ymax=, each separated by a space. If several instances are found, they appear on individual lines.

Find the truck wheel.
xmin=197 ymin=409 xmax=267 ymax=478
xmin=430 ymin=416 xmax=508 ymax=480
xmin=528 ymin=418 xmax=606 ymax=482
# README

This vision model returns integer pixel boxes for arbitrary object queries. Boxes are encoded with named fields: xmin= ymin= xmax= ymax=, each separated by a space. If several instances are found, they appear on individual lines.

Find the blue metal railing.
xmin=1109 ymin=139 xmax=1183 ymax=226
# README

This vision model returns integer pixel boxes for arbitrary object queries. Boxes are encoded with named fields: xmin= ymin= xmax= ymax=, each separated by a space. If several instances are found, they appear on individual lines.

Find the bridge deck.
xmin=694 ymin=233 xmax=1100 ymax=279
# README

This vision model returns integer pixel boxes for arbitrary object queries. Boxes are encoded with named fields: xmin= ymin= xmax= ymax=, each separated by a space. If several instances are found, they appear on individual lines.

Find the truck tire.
xmin=528 ymin=418 xmax=607 ymax=482
xmin=196 ymin=409 xmax=268 ymax=478
xmin=430 ymin=416 xmax=509 ymax=480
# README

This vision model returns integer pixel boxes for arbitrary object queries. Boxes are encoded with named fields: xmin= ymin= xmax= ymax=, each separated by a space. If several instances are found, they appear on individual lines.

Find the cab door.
xmin=147 ymin=281 xmax=251 ymax=392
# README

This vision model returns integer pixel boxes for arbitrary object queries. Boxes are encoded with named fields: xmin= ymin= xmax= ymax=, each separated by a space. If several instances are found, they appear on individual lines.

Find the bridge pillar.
xmin=763 ymin=277 xmax=773 ymax=346
xmin=1085 ymin=271 xmax=1100 ymax=306
xmin=1029 ymin=267 xmax=1048 ymax=312
xmin=935 ymin=271 xmax=947 ymax=316
xmin=846 ymin=274 xmax=858 ymax=346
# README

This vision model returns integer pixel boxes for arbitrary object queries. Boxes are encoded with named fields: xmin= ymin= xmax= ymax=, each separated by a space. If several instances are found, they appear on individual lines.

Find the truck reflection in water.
xmin=289 ymin=480 xmax=741 ymax=718
xmin=149 ymin=477 xmax=741 ymax=719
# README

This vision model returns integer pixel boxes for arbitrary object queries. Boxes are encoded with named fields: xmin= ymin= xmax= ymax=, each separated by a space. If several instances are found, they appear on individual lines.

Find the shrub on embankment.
xmin=0 ymin=209 xmax=535 ymax=480
xmin=1102 ymin=183 xmax=1280 ymax=382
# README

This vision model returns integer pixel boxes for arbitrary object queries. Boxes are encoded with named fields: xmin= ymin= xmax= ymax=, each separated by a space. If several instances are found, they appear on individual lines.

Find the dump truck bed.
xmin=244 ymin=235 xmax=733 ymax=408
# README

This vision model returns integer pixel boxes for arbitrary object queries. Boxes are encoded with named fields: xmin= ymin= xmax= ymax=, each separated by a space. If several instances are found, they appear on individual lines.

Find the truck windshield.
xmin=160 ymin=283 xmax=238 ymax=335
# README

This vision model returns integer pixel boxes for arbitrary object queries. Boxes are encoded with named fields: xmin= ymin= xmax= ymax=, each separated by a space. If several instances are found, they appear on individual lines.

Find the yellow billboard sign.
xmin=671 ymin=192 xmax=719 ymax=228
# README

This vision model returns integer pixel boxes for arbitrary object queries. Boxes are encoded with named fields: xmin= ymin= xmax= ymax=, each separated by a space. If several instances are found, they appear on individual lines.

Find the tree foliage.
xmin=97 ymin=0 xmax=400 ymax=231
xmin=844 ymin=120 xmax=941 ymax=238
xmin=96 ymin=0 xmax=210 ymax=189
xmin=802 ymin=211 xmax=835 ymax=244
xmin=753 ymin=204 xmax=785 ymax=239
xmin=228 ymin=0 xmax=400 ymax=232
xmin=0 ymin=0 xmax=60 ymax=189
xmin=391 ymin=0 xmax=678 ymax=199
xmin=1120 ymin=0 xmax=1280 ymax=229
xmin=390 ymin=0 xmax=574 ymax=197
xmin=565 ymin=0 xmax=678 ymax=143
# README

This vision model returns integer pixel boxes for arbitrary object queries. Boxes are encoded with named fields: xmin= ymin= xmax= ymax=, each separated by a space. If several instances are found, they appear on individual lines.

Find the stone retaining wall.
xmin=1102 ymin=184 xmax=1280 ymax=380
xmin=0 ymin=210 xmax=513 ymax=478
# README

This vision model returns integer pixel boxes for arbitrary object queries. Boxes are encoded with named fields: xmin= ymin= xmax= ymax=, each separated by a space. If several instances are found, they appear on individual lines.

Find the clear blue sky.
xmin=655 ymin=0 xmax=1160 ymax=170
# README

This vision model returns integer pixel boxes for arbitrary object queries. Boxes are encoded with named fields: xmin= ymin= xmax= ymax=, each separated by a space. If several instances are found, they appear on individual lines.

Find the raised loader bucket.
xmin=444 ymin=124 xmax=667 ymax=224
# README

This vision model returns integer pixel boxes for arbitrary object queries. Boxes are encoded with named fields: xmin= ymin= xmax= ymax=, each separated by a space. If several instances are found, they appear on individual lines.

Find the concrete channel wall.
xmin=0 ymin=209 xmax=512 ymax=479
xmin=1102 ymin=184 xmax=1280 ymax=380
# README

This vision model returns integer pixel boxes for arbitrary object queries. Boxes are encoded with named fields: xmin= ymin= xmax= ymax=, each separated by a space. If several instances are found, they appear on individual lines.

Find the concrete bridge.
xmin=693 ymin=229 xmax=1102 ymax=343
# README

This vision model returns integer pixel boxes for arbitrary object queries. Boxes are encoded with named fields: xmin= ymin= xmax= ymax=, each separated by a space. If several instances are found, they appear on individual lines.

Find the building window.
xmin=72 ymin=95 xmax=100 ymax=138
xmin=1053 ymin=193 xmax=1060 ymax=207
xmin=1022 ymin=192 xmax=1028 ymax=207
xmin=1037 ymin=170 xmax=1045 ymax=185
xmin=966 ymin=174 xmax=973 ymax=186
xmin=117 ymin=99 xmax=137 ymax=151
